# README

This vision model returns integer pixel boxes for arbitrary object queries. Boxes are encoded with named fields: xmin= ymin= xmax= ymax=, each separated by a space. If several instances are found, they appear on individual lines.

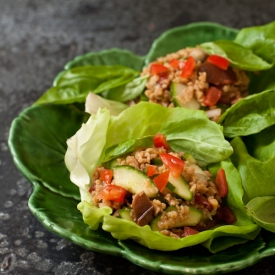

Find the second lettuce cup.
xmin=65 ymin=102 xmax=259 ymax=253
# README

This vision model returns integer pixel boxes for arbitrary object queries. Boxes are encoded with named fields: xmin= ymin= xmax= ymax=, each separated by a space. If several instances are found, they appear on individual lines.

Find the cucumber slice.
xmin=105 ymin=158 xmax=120 ymax=169
xmin=170 ymin=82 xmax=200 ymax=109
xmin=151 ymin=206 xmax=202 ymax=231
xmin=119 ymin=207 xmax=132 ymax=221
xmin=168 ymin=174 xmax=193 ymax=201
xmin=166 ymin=182 xmax=176 ymax=192
xmin=184 ymin=153 xmax=197 ymax=164
xmin=186 ymin=163 xmax=206 ymax=177
xmin=113 ymin=165 xmax=158 ymax=197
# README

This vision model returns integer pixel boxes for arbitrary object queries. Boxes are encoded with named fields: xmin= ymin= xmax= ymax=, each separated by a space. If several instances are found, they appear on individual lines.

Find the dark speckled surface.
xmin=1 ymin=0 xmax=275 ymax=274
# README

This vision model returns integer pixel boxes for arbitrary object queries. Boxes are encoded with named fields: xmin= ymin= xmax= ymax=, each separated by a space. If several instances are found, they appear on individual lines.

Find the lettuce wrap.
xmin=33 ymin=21 xmax=275 ymax=138
xmin=65 ymin=102 xmax=259 ymax=253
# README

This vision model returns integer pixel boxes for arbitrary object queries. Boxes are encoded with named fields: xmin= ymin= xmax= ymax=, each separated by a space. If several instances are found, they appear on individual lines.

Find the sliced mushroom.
xmin=189 ymin=48 xmax=207 ymax=62
xmin=132 ymin=191 xmax=154 ymax=226
xmin=218 ymin=91 xmax=237 ymax=105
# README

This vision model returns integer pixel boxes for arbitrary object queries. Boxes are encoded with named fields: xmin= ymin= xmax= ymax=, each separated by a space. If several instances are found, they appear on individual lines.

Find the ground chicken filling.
xmin=89 ymin=136 xmax=236 ymax=239
xmin=140 ymin=47 xmax=250 ymax=121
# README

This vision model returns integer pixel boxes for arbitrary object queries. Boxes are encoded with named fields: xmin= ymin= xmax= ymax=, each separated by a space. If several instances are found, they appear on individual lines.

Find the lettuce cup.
xmin=65 ymin=102 xmax=259 ymax=253
xmin=35 ymin=21 xmax=275 ymax=138
xmin=139 ymin=20 xmax=275 ymax=123
xmin=140 ymin=47 xmax=250 ymax=122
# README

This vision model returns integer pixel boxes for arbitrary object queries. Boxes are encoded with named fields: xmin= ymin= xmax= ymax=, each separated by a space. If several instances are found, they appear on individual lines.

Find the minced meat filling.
xmin=140 ymin=47 xmax=250 ymax=121
xmin=158 ymin=205 xmax=190 ymax=230
xmin=88 ymin=143 xmax=232 ymax=238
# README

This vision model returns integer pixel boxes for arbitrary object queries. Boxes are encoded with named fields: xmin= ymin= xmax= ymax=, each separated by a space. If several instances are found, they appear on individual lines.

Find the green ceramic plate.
xmin=8 ymin=102 xmax=275 ymax=275
xmin=8 ymin=22 xmax=275 ymax=274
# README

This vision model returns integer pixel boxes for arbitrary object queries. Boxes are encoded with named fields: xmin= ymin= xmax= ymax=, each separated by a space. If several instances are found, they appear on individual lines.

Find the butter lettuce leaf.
xmin=248 ymin=66 xmax=275 ymax=95
xmin=77 ymin=201 xmax=112 ymax=230
xmin=65 ymin=102 xmax=233 ymax=186
xmin=210 ymin=21 xmax=275 ymax=137
xmin=230 ymin=131 xmax=275 ymax=204
xmin=65 ymin=48 xmax=145 ymax=71
xmin=85 ymin=92 xmax=128 ymax=116
xmin=145 ymin=22 xmax=238 ymax=64
xmin=65 ymin=102 xmax=261 ymax=252
xmin=101 ymin=75 xmax=149 ymax=102
xmin=104 ymin=136 xmax=154 ymax=163
xmin=105 ymin=102 xmax=208 ymax=148
xmin=234 ymin=21 xmax=275 ymax=66
xmin=218 ymin=90 xmax=275 ymax=138
xmin=76 ymin=158 xmax=259 ymax=253
xmin=160 ymin=119 xmax=231 ymax=166
xmin=102 ymin=216 xmax=259 ymax=253
xmin=200 ymin=40 xmax=273 ymax=70
xmin=65 ymin=108 xmax=110 ymax=201
xmin=246 ymin=197 xmax=275 ymax=233
xmin=104 ymin=102 xmax=232 ymax=166
xmin=34 ymin=65 xmax=139 ymax=105
xmin=201 ymin=21 xmax=275 ymax=71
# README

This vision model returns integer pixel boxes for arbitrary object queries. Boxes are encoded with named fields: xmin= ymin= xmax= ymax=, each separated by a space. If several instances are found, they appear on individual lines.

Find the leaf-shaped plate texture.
xmin=35 ymin=65 xmax=139 ymax=105
xmin=28 ymin=183 xmax=122 ymax=255
xmin=65 ymin=48 xmax=145 ymax=71
xmin=26 ymin=174 xmax=275 ymax=275
xmin=145 ymin=22 xmax=238 ymax=64
xmin=8 ymin=102 xmax=275 ymax=274
xmin=9 ymin=103 xmax=89 ymax=200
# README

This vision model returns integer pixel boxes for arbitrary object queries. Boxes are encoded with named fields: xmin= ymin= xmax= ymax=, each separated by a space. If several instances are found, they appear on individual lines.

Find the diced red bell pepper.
xmin=183 ymin=226 xmax=199 ymax=237
xmin=207 ymin=55 xmax=230 ymax=70
xmin=153 ymin=170 xmax=170 ymax=192
xmin=216 ymin=168 xmax=228 ymax=197
xmin=153 ymin=133 xmax=171 ymax=150
xmin=221 ymin=206 xmax=236 ymax=224
xmin=169 ymin=59 xmax=180 ymax=69
xmin=203 ymin=86 xmax=222 ymax=107
xmin=159 ymin=153 xmax=185 ymax=178
xmin=147 ymin=165 xmax=159 ymax=177
xmin=98 ymin=185 xmax=126 ymax=203
xmin=100 ymin=169 xmax=113 ymax=185
xmin=150 ymin=63 xmax=169 ymax=76
xmin=181 ymin=56 xmax=196 ymax=78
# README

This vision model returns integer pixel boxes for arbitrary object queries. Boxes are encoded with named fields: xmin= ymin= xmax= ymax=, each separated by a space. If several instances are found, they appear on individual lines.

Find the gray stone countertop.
xmin=1 ymin=0 xmax=275 ymax=274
